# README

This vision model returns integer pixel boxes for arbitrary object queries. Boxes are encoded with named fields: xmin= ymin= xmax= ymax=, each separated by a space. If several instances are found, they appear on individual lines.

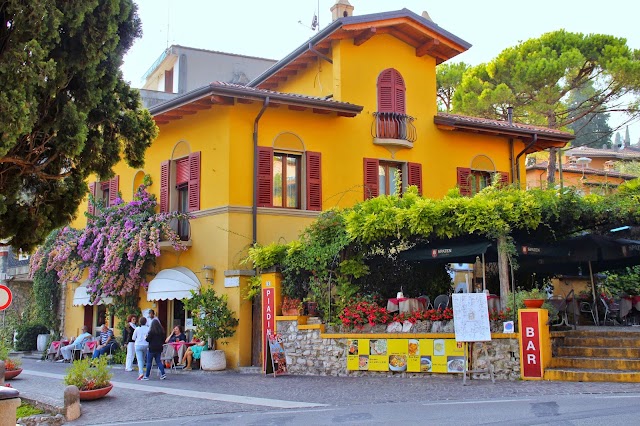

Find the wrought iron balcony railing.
xmin=371 ymin=112 xmax=417 ymax=142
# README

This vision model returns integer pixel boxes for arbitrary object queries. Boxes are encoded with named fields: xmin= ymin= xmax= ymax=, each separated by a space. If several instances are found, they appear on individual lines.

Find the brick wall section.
xmin=276 ymin=318 xmax=521 ymax=380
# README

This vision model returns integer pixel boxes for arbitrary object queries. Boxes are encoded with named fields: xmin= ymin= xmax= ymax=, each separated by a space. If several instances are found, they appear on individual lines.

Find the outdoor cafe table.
xmin=168 ymin=341 xmax=195 ymax=361
xmin=386 ymin=296 xmax=428 ymax=313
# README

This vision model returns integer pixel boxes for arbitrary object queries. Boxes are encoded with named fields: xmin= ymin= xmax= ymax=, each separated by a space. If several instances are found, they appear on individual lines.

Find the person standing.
xmin=132 ymin=317 xmax=150 ymax=380
xmin=148 ymin=309 xmax=159 ymax=326
xmin=124 ymin=314 xmax=138 ymax=372
xmin=142 ymin=318 xmax=166 ymax=380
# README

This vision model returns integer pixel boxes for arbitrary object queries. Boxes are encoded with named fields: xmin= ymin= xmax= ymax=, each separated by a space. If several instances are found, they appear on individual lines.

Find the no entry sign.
xmin=0 ymin=284 xmax=12 ymax=311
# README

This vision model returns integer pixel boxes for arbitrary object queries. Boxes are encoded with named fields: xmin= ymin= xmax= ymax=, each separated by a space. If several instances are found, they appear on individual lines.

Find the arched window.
xmin=377 ymin=68 xmax=406 ymax=114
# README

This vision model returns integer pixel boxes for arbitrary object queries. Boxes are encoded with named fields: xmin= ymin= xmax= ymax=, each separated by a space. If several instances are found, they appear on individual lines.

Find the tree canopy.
xmin=0 ymin=0 xmax=157 ymax=251
xmin=451 ymin=30 xmax=640 ymax=129
xmin=436 ymin=61 xmax=469 ymax=113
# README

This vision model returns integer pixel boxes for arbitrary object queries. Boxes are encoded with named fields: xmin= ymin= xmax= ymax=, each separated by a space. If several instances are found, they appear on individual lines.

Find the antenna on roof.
xmin=165 ymin=0 xmax=170 ymax=48
xmin=299 ymin=0 xmax=320 ymax=32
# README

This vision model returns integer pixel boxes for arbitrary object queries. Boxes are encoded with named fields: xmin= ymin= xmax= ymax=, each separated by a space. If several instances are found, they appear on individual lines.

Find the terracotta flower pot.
xmin=79 ymin=384 xmax=113 ymax=401
xmin=281 ymin=308 xmax=301 ymax=316
xmin=4 ymin=368 xmax=22 ymax=380
xmin=523 ymin=299 xmax=545 ymax=309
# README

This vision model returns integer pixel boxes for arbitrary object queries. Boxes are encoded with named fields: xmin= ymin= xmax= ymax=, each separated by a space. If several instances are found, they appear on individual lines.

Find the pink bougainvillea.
xmin=34 ymin=177 xmax=190 ymax=302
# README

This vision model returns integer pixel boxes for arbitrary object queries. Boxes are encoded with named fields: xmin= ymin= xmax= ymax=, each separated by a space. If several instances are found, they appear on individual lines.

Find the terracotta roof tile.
xmin=436 ymin=113 xmax=573 ymax=137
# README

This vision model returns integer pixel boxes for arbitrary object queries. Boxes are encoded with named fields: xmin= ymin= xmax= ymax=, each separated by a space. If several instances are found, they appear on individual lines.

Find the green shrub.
xmin=110 ymin=347 xmax=127 ymax=365
xmin=15 ymin=323 xmax=49 ymax=351
xmin=64 ymin=356 xmax=112 ymax=391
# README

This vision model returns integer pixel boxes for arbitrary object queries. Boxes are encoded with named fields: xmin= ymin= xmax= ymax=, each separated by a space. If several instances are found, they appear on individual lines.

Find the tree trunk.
xmin=547 ymin=147 xmax=557 ymax=185
xmin=497 ymin=236 xmax=510 ymax=310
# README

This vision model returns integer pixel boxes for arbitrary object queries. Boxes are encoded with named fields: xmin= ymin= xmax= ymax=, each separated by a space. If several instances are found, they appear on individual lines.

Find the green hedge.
xmin=15 ymin=324 xmax=49 ymax=351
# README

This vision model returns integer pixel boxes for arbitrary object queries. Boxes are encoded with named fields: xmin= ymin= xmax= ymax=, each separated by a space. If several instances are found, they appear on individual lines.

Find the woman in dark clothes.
xmin=142 ymin=319 xmax=166 ymax=380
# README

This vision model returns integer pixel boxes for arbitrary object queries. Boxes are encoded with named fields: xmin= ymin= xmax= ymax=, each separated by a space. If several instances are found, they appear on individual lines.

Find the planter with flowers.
xmin=64 ymin=357 xmax=113 ymax=400
xmin=0 ymin=342 xmax=22 ymax=380
xmin=281 ymin=296 xmax=303 ymax=316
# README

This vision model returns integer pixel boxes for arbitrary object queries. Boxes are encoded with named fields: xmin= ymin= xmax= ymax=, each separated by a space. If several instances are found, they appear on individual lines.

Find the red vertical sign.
xmin=262 ymin=287 xmax=275 ymax=371
xmin=520 ymin=311 xmax=542 ymax=378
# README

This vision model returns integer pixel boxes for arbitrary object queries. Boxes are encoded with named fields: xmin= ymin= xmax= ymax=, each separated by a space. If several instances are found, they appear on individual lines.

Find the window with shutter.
xmin=160 ymin=160 xmax=170 ymax=213
xmin=363 ymin=158 xmax=380 ymax=199
xmin=306 ymin=152 xmax=322 ymax=211
xmin=498 ymin=171 xmax=509 ymax=187
xmin=176 ymin=158 xmax=189 ymax=186
xmin=457 ymin=167 xmax=472 ymax=197
xmin=108 ymin=176 xmax=119 ymax=207
xmin=407 ymin=162 xmax=422 ymax=195
xmin=257 ymin=147 xmax=273 ymax=207
xmin=187 ymin=152 xmax=201 ymax=212
xmin=88 ymin=182 xmax=97 ymax=215
xmin=377 ymin=68 xmax=406 ymax=113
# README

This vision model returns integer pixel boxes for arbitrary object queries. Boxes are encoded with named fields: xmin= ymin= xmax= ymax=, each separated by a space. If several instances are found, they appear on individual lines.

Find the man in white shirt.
xmin=59 ymin=326 xmax=92 ymax=362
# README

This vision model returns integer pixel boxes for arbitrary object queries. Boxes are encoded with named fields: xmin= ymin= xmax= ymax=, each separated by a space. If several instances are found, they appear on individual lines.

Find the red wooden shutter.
xmin=160 ymin=160 xmax=170 ymax=213
xmin=188 ymin=151 xmax=201 ymax=212
xmin=306 ymin=151 xmax=322 ymax=211
xmin=176 ymin=158 xmax=189 ymax=185
xmin=377 ymin=70 xmax=394 ymax=112
xmin=407 ymin=162 xmax=422 ymax=195
xmin=363 ymin=158 xmax=380 ymax=200
xmin=108 ymin=176 xmax=119 ymax=207
xmin=498 ymin=171 xmax=509 ymax=187
xmin=457 ymin=167 xmax=472 ymax=197
xmin=377 ymin=69 xmax=406 ymax=113
xmin=87 ymin=182 xmax=97 ymax=215
xmin=257 ymin=147 xmax=273 ymax=207
xmin=164 ymin=68 xmax=173 ymax=93
xmin=394 ymin=71 xmax=406 ymax=114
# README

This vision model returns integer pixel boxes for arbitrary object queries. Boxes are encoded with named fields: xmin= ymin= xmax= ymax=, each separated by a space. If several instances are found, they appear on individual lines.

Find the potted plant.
xmin=521 ymin=288 xmax=547 ymax=308
xmin=63 ymin=357 xmax=113 ymax=400
xmin=183 ymin=288 xmax=239 ymax=371
xmin=1 ymin=342 xmax=23 ymax=380
xmin=281 ymin=296 xmax=302 ymax=316
xmin=304 ymin=297 xmax=319 ymax=317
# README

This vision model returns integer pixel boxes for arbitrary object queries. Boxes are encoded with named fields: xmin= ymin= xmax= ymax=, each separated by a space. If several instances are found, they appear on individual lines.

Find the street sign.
xmin=0 ymin=284 xmax=12 ymax=311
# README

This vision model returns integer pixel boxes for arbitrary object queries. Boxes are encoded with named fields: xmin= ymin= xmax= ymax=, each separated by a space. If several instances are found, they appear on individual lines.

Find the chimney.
xmin=331 ymin=0 xmax=354 ymax=21
xmin=507 ymin=106 xmax=513 ymax=125
xmin=421 ymin=11 xmax=433 ymax=22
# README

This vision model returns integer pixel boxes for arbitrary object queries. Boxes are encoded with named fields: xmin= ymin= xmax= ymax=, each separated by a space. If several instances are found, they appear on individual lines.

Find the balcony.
xmin=159 ymin=217 xmax=192 ymax=252
xmin=371 ymin=112 xmax=417 ymax=153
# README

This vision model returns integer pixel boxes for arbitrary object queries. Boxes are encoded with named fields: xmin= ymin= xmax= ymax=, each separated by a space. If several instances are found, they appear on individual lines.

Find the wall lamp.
xmin=201 ymin=265 xmax=215 ymax=284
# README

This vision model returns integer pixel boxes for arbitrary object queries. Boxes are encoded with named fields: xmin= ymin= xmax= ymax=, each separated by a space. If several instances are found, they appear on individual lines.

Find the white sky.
xmin=122 ymin=0 xmax=640 ymax=141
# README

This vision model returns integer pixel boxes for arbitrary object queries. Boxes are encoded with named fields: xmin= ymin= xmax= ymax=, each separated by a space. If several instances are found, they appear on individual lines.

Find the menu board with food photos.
xmin=346 ymin=338 xmax=465 ymax=373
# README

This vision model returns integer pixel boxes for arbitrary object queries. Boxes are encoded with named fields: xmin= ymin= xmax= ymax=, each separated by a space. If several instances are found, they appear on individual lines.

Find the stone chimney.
xmin=331 ymin=0 xmax=354 ymax=21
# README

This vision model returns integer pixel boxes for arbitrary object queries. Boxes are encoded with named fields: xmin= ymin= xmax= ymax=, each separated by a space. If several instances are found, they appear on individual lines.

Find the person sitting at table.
xmin=179 ymin=339 xmax=207 ymax=370
xmin=92 ymin=324 xmax=118 ymax=359
xmin=59 ymin=326 xmax=92 ymax=362
xmin=165 ymin=325 xmax=186 ymax=343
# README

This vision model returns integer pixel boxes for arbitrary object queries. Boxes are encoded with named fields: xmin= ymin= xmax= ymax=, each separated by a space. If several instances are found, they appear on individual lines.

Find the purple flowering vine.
xmin=32 ymin=176 xmax=190 ymax=302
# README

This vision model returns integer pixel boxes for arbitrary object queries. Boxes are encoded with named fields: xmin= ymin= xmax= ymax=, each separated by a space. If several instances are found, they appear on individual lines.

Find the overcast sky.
xmin=122 ymin=0 xmax=640 ymax=140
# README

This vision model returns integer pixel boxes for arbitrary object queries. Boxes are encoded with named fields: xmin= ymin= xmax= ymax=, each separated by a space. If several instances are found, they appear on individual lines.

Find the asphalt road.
xmin=11 ymin=357 xmax=640 ymax=425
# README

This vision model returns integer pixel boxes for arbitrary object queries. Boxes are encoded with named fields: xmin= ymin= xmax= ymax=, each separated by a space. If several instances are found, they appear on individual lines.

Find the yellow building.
xmin=63 ymin=4 xmax=573 ymax=368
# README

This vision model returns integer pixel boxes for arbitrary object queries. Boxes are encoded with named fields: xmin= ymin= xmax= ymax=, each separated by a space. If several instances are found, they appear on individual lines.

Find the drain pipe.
xmin=252 ymin=97 xmax=270 ymax=245
xmin=515 ymin=133 xmax=538 ymax=187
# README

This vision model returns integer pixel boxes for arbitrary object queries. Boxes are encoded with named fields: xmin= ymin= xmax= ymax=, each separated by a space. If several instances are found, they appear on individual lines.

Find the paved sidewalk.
xmin=8 ymin=357 xmax=640 ymax=425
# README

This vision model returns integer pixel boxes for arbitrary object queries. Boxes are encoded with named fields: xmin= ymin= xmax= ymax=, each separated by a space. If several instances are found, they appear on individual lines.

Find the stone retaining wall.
xmin=277 ymin=319 xmax=521 ymax=380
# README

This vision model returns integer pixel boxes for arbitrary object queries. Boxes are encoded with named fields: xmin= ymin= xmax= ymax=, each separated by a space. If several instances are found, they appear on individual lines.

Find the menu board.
xmin=265 ymin=333 xmax=288 ymax=377
xmin=346 ymin=338 xmax=465 ymax=373
xmin=451 ymin=293 xmax=491 ymax=342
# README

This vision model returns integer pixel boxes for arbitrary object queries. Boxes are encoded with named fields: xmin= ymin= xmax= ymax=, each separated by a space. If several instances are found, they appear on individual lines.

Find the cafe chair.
xmin=433 ymin=294 xmax=450 ymax=311
xmin=160 ymin=344 xmax=178 ymax=373
xmin=546 ymin=293 xmax=573 ymax=328
xmin=599 ymin=296 xmax=621 ymax=326
xmin=579 ymin=300 xmax=598 ymax=325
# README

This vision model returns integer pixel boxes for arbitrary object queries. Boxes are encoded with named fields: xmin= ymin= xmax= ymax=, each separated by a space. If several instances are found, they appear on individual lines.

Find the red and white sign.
xmin=520 ymin=311 xmax=542 ymax=378
xmin=0 ymin=284 xmax=12 ymax=311
xmin=262 ymin=286 xmax=275 ymax=371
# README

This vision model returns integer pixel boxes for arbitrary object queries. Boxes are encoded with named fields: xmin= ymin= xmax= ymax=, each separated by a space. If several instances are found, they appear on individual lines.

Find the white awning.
xmin=147 ymin=266 xmax=201 ymax=301
xmin=72 ymin=281 xmax=113 ymax=306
